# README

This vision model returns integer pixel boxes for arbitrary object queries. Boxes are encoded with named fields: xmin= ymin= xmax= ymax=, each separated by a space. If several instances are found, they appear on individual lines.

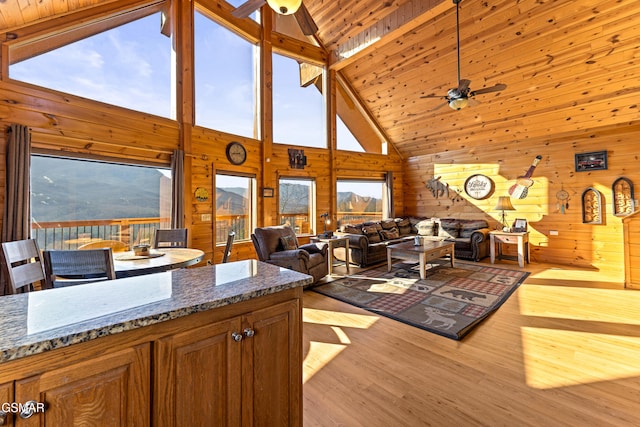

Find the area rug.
xmin=312 ymin=261 xmax=529 ymax=340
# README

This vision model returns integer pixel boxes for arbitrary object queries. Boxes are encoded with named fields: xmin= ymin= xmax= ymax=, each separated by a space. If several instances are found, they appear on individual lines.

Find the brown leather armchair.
xmin=251 ymin=226 xmax=328 ymax=283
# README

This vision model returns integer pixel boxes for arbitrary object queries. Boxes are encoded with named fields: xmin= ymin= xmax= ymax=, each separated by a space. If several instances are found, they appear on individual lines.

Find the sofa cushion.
xmin=362 ymin=225 xmax=382 ymax=243
xmin=396 ymin=218 xmax=412 ymax=236
xmin=342 ymin=224 xmax=363 ymax=234
xmin=439 ymin=219 xmax=460 ymax=239
xmin=380 ymin=227 xmax=400 ymax=240
xmin=279 ymin=234 xmax=298 ymax=250
xmin=459 ymin=220 xmax=489 ymax=238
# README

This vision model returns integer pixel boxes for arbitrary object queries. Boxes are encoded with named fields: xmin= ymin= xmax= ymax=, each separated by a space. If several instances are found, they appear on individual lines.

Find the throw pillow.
xmin=380 ymin=219 xmax=397 ymax=230
xmin=396 ymin=218 xmax=412 ymax=236
xmin=362 ymin=225 xmax=382 ymax=243
xmin=380 ymin=227 xmax=400 ymax=240
xmin=279 ymin=235 xmax=298 ymax=250
xmin=415 ymin=220 xmax=436 ymax=236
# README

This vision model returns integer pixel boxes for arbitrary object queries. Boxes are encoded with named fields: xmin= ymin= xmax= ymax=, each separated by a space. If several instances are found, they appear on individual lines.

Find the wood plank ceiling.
xmin=4 ymin=0 xmax=639 ymax=159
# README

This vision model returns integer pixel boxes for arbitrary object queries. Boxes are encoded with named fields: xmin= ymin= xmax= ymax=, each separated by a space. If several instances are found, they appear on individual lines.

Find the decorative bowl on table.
xmin=133 ymin=244 xmax=150 ymax=256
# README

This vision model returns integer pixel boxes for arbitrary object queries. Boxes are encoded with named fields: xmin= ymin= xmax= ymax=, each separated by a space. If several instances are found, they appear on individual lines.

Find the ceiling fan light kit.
xmin=266 ymin=0 xmax=302 ymax=15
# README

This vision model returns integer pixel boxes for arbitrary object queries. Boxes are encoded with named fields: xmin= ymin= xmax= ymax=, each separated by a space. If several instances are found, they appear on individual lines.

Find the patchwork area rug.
xmin=313 ymin=261 xmax=529 ymax=340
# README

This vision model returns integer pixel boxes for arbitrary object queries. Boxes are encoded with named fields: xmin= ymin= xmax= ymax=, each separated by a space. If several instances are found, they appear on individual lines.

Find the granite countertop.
xmin=0 ymin=260 xmax=313 ymax=363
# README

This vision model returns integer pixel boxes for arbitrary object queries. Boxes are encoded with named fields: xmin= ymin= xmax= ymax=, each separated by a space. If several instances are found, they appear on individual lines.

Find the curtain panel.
xmin=1 ymin=124 xmax=32 ymax=295
xmin=171 ymin=149 xmax=185 ymax=229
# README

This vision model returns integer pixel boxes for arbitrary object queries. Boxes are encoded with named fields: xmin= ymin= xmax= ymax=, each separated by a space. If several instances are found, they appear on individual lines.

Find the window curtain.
xmin=171 ymin=149 xmax=184 ymax=229
xmin=385 ymin=171 xmax=395 ymax=219
xmin=1 ymin=124 xmax=32 ymax=295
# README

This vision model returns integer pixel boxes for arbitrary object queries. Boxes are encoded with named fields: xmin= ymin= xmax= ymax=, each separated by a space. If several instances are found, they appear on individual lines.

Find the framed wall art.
xmin=612 ymin=177 xmax=634 ymax=216
xmin=582 ymin=187 xmax=603 ymax=224
xmin=575 ymin=151 xmax=607 ymax=172
xmin=262 ymin=187 xmax=274 ymax=198
xmin=464 ymin=174 xmax=494 ymax=200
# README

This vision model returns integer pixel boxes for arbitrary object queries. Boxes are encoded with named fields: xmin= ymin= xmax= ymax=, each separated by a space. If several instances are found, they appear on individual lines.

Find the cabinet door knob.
xmin=231 ymin=332 xmax=243 ymax=342
xmin=0 ymin=410 xmax=7 ymax=425
xmin=243 ymin=328 xmax=255 ymax=337
xmin=19 ymin=401 xmax=39 ymax=419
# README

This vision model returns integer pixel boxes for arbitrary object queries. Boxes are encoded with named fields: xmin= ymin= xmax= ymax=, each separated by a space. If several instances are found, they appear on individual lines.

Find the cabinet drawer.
xmin=495 ymin=235 xmax=519 ymax=244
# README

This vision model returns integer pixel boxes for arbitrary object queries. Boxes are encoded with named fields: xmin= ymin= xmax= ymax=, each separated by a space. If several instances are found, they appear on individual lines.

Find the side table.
xmin=311 ymin=236 xmax=350 ymax=275
xmin=489 ymin=231 xmax=530 ymax=268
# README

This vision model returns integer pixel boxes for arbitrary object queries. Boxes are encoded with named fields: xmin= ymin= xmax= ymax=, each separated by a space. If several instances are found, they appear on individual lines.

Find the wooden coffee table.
xmin=387 ymin=240 xmax=455 ymax=279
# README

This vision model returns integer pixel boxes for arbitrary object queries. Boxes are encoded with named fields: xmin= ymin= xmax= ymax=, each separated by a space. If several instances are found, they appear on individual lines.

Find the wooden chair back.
xmin=154 ymin=228 xmax=188 ymax=249
xmin=0 ymin=239 xmax=46 ymax=294
xmin=78 ymin=240 xmax=129 ymax=252
xmin=43 ymin=248 xmax=116 ymax=288
xmin=222 ymin=231 xmax=235 ymax=263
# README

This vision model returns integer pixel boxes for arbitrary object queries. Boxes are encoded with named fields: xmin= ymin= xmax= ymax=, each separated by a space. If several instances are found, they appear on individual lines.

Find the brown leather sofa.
xmin=334 ymin=217 xmax=491 ymax=267
xmin=251 ymin=225 xmax=328 ymax=283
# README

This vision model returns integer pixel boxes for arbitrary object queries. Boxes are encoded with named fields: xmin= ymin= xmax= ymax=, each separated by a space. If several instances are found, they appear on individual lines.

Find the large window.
xmin=10 ymin=13 xmax=173 ymax=118
xmin=216 ymin=174 xmax=256 ymax=244
xmin=279 ymin=178 xmax=315 ymax=235
xmin=194 ymin=11 xmax=259 ymax=138
xmin=31 ymin=156 xmax=172 ymax=250
xmin=272 ymin=53 xmax=325 ymax=147
xmin=336 ymin=180 xmax=386 ymax=226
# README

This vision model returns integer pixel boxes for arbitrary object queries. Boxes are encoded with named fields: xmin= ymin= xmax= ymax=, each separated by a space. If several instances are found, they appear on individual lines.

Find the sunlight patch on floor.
xmin=303 ymin=341 xmax=347 ymax=384
xmin=521 ymin=327 xmax=640 ymax=389
xmin=303 ymin=307 xmax=379 ymax=328
xmin=518 ymin=285 xmax=640 ymax=324
xmin=528 ymin=267 xmax=622 ymax=284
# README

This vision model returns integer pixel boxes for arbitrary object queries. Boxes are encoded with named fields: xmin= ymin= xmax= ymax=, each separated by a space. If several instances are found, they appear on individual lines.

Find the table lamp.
xmin=494 ymin=196 xmax=515 ymax=231
xmin=320 ymin=213 xmax=332 ymax=238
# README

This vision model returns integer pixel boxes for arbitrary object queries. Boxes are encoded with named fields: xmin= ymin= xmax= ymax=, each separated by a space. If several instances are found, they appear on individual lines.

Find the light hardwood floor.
xmin=302 ymin=260 xmax=640 ymax=426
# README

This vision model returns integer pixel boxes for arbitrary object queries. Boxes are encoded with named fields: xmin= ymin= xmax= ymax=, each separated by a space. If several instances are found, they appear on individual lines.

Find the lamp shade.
xmin=494 ymin=196 xmax=515 ymax=211
xmin=267 ymin=0 xmax=302 ymax=15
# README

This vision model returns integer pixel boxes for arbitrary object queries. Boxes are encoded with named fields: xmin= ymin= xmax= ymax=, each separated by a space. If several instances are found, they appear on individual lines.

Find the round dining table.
xmin=113 ymin=248 xmax=205 ymax=278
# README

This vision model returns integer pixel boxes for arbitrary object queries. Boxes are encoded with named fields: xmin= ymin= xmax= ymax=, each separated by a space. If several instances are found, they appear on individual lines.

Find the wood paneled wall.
xmin=190 ymin=129 xmax=404 ymax=264
xmin=404 ymin=123 xmax=640 ymax=280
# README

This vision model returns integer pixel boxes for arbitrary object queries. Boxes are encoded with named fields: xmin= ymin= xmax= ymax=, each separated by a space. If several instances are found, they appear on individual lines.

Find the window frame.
xmin=277 ymin=176 xmax=316 ymax=236
xmin=214 ymin=171 xmax=257 ymax=245
xmin=336 ymin=178 xmax=388 ymax=226
xmin=30 ymin=152 xmax=173 ymax=251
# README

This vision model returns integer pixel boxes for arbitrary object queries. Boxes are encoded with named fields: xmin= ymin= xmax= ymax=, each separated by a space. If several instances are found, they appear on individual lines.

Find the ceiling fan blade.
xmin=457 ymin=79 xmax=471 ymax=93
xmin=294 ymin=3 xmax=318 ymax=35
xmin=432 ymin=101 xmax=449 ymax=111
xmin=420 ymin=94 xmax=447 ymax=99
xmin=231 ymin=0 xmax=266 ymax=18
xmin=468 ymin=98 xmax=481 ymax=107
xmin=470 ymin=83 xmax=507 ymax=96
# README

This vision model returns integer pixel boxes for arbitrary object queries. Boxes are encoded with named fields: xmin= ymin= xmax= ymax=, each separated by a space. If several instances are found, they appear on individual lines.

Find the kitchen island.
xmin=0 ymin=260 xmax=312 ymax=426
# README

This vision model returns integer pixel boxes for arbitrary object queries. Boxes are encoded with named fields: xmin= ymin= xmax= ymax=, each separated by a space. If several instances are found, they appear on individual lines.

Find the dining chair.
xmin=0 ymin=239 xmax=47 ymax=294
xmin=154 ymin=228 xmax=188 ymax=249
xmin=222 ymin=231 xmax=235 ymax=263
xmin=43 ymin=248 xmax=116 ymax=288
xmin=78 ymin=239 xmax=129 ymax=252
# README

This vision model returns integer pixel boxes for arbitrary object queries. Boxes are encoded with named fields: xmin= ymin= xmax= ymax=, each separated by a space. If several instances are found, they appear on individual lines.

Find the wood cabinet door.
xmin=14 ymin=344 xmax=150 ymax=426
xmin=242 ymin=299 xmax=302 ymax=427
xmin=155 ymin=317 xmax=243 ymax=427
xmin=0 ymin=381 xmax=13 ymax=426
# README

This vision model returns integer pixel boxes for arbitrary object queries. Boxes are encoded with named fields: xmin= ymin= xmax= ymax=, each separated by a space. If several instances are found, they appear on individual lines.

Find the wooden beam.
xmin=329 ymin=0 xmax=450 ymax=71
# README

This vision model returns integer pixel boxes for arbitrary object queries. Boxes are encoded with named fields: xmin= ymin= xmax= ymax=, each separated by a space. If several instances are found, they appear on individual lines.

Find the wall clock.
xmin=226 ymin=142 xmax=247 ymax=165
xmin=464 ymin=174 xmax=494 ymax=200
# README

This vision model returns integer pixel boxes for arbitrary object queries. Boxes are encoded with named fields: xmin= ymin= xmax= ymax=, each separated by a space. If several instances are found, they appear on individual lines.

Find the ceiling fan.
xmin=421 ymin=0 xmax=506 ymax=110
xmin=232 ymin=0 xmax=319 ymax=36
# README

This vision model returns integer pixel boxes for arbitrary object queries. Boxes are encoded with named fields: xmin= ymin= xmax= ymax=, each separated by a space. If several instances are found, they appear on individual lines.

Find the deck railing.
xmin=31 ymin=217 xmax=169 ymax=250
xmin=32 ymin=212 xmax=382 ymax=249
